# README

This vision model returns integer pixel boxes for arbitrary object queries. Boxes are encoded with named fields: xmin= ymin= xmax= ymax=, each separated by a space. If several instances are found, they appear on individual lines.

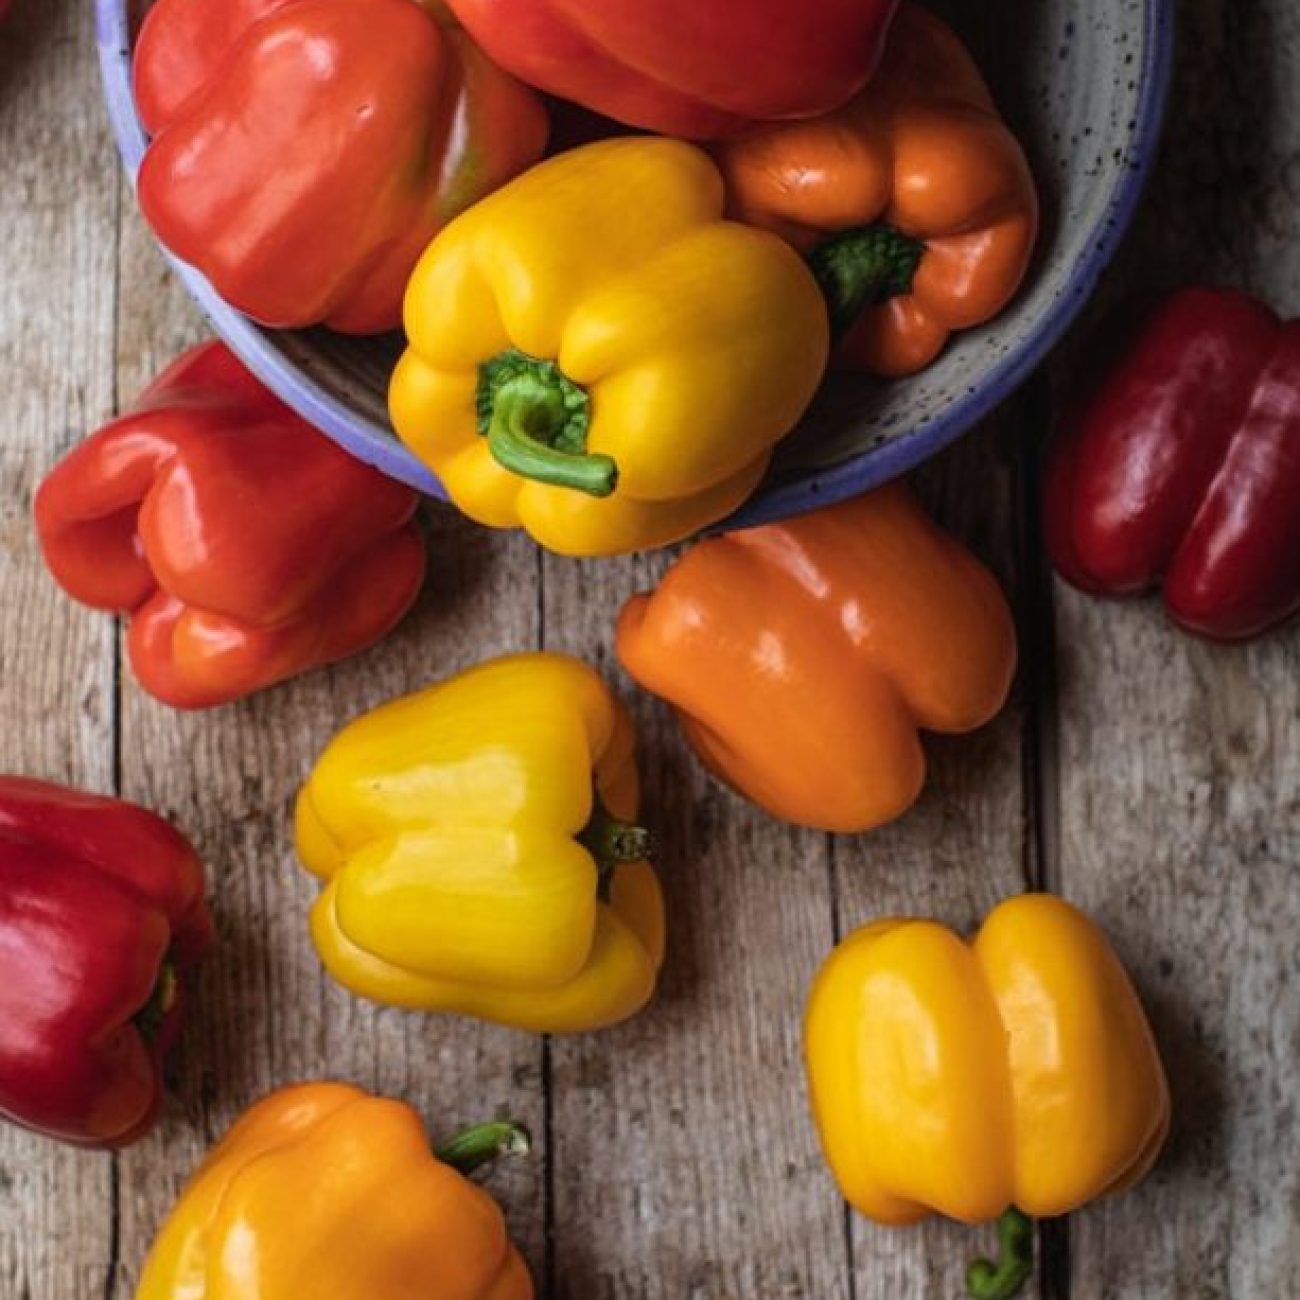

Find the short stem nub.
xmin=966 ymin=1209 xmax=1035 ymax=1300
xmin=476 ymin=348 xmax=615 ymax=497
xmin=134 ymin=961 xmax=177 ymax=1043
xmin=579 ymin=793 xmax=654 ymax=883
xmin=808 ymin=223 xmax=926 ymax=338
xmin=436 ymin=1121 xmax=532 ymax=1176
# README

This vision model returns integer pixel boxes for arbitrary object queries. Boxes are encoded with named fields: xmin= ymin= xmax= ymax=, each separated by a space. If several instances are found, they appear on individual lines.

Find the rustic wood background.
xmin=1 ymin=1 xmax=1297 ymax=1296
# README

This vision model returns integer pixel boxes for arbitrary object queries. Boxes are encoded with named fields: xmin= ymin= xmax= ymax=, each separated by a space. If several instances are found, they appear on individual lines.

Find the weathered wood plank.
xmin=0 ymin=2 xmax=122 ymax=1297
xmin=541 ymin=551 xmax=850 ymax=1300
xmin=3 ymin=0 xmax=1298 ymax=1295
xmin=831 ymin=411 xmax=1045 ymax=1299
xmin=823 ymin=0 xmax=1059 ymax=1289
xmin=1052 ymin=2 xmax=1300 ymax=1295
xmin=1053 ymin=600 xmax=1300 ymax=1300
xmin=107 ymin=214 xmax=550 ymax=1293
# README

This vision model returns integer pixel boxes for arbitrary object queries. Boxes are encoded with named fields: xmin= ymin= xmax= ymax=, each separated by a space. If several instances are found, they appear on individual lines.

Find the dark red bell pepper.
xmin=0 ymin=777 xmax=212 ymax=1148
xmin=133 ymin=0 xmax=549 ymax=333
xmin=34 ymin=342 xmax=427 ymax=709
xmin=442 ymin=0 xmax=901 ymax=139
xmin=1045 ymin=287 xmax=1300 ymax=640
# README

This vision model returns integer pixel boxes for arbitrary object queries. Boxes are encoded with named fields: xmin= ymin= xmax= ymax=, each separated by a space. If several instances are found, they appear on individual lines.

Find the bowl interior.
xmin=98 ymin=0 xmax=1172 ymax=527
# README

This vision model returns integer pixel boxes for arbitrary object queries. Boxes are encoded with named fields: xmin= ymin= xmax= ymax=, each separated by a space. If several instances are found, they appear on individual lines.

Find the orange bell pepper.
xmin=713 ymin=4 xmax=1037 ymax=377
xmin=136 ymin=1083 xmax=532 ymax=1299
xmin=616 ymin=483 xmax=1017 ymax=833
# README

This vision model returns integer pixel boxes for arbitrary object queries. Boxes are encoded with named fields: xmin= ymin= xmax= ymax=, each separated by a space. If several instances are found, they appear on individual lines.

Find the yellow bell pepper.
xmin=806 ymin=895 xmax=1169 ymax=1299
xmin=389 ymin=137 xmax=830 ymax=556
xmin=136 ymin=1082 xmax=532 ymax=1300
xmin=295 ymin=652 xmax=664 ymax=1033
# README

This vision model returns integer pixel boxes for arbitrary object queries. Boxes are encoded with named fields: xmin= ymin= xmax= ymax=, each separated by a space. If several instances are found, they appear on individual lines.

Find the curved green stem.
xmin=476 ymin=348 xmax=615 ymax=497
xmin=436 ymin=1121 xmax=532 ymax=1176
xmin=966 ymin=1209 xmax=1035 ymax=1300
xmin=808 ymin=223 xmax=926 ymax=338
xmin=134 ymin=961 xmax=177 ymax=1043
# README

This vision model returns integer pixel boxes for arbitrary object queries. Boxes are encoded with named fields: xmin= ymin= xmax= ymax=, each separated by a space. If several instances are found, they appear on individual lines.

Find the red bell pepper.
xmin=133 ymin=0 xmax=548 ymax=333
xmin=1045 ymin=287 xmax=1300 ymax=640
xmin=34 ymin=342 xmax=427 ymax=709
xmin=441 ymin=0 xmax=901 ymax=139
xmin=0 ymin=777 xmax=212 ymax=1148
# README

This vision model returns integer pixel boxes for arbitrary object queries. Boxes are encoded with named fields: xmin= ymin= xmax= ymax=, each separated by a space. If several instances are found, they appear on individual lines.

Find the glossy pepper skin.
xmin=617 ymin=484 xmax=1017 ymax=833
xmin=442 ymin=0 xmax=900 ymax=139
xmin=715 ymin=4 xmax=1037 ymax=378
xmin=134 ymin=0 xmax=548 ymax=333
xmin=136 ymin=1083 xmax=532 ymax=1300
xmin=390 ymin=138 xmax=829 ymax=556
xmin=806 ymin=895 xmax=1170 ymax=1227
xmin=0 ymin=777 xmax=211 ymax=1148
xmin=296 ymin=653 xmax=664 ymax=1034
xmin=35 ymin=343 xmax=426 ymax=710
xmin=1045 ymin=287 xmax=1300 ymax=640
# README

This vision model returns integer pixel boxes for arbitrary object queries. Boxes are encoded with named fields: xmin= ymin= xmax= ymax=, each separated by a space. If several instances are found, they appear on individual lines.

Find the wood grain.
xmin=0 ymin=2 xmax=120 ymax=1297
xmin=1049 ymin=4 xmax=1300 ymax=1295
xmin=837 ymin=408 xmax=1048 ymax=1300
xmin=108 ymin=211 xmax=551 ymax=1294
xmin=1052 ymin=599 xmax=1300 ymax=1300
xmin=1 ymin=0 xmax=1298 ymax=1296
xmin=542 ymin=548 xmax=848 ymax=1300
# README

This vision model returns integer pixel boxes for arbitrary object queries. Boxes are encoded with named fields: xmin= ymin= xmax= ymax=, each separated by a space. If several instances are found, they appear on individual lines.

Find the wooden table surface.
xmin=2 ymin=2 xmax=1297 ymax=1297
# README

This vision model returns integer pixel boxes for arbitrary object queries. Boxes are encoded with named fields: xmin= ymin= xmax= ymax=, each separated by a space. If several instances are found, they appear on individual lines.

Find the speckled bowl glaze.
xmin=97 ymin=0 xmax=1174 ymax=528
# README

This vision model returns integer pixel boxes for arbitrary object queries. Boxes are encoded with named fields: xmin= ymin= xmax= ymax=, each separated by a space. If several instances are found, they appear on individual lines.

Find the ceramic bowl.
xmin=96 ymin=0 xmax=1174 ymax=528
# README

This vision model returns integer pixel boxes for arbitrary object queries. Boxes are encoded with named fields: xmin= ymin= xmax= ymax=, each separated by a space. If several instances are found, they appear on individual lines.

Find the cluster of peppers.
xmin=6 ymin=0 xmax=1300 ymax=1295
xmin=25 ymin=334 xmax=1259 ymax=1298
xmin=130 ymin=0 xmax=1040 ymax=553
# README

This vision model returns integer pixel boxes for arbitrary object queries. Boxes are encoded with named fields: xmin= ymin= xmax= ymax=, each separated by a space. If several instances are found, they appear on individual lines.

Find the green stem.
xmin=134 ymin=961 xmax=177 ymax=1043
xmin=578 ymin=792 xmax=654 ymax=881
xmin=808 ymin=223 xmax=926 ymax=338
xmin=966 ymin=1209 xmax=1035 ymax=1300
xmin=436 ymin=1121 xmax=532 ymax=1176
xmin=476 ymin=348 xmax=615 ymax=497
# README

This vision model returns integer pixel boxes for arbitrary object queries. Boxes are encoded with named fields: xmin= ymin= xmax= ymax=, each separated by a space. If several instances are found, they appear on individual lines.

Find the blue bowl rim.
xmin=95 ymin=0 xmax=1176 ymax=529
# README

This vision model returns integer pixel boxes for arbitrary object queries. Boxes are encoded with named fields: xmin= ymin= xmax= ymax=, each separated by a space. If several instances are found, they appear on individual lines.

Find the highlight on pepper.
xmin=714 ymin=3 xmax=1038 ymax=377
xmin=389 ymin=136 xmax=831 ymax=557
xmin=134 ymin=1083 xmax=534 ymax=1300
xmin=1045 ymin=286 xmax=1300 ymax=641
xmin=33 ymin=342 xmax=427 ymax=710
xmin=441 ymin=0 xmax=902 ymax=138
xmin=0 ymin=776 xmax=212 ymax=1148
xmin=617 ymin=482 xmax=1018 ymax=833
xmin=295 ymin=652 xmax=665 ymax=1034
xmin=805 ymin=894 xmax=1170 ymax=1295
xmin=133 ymin=0 xmax=549 ymax=333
